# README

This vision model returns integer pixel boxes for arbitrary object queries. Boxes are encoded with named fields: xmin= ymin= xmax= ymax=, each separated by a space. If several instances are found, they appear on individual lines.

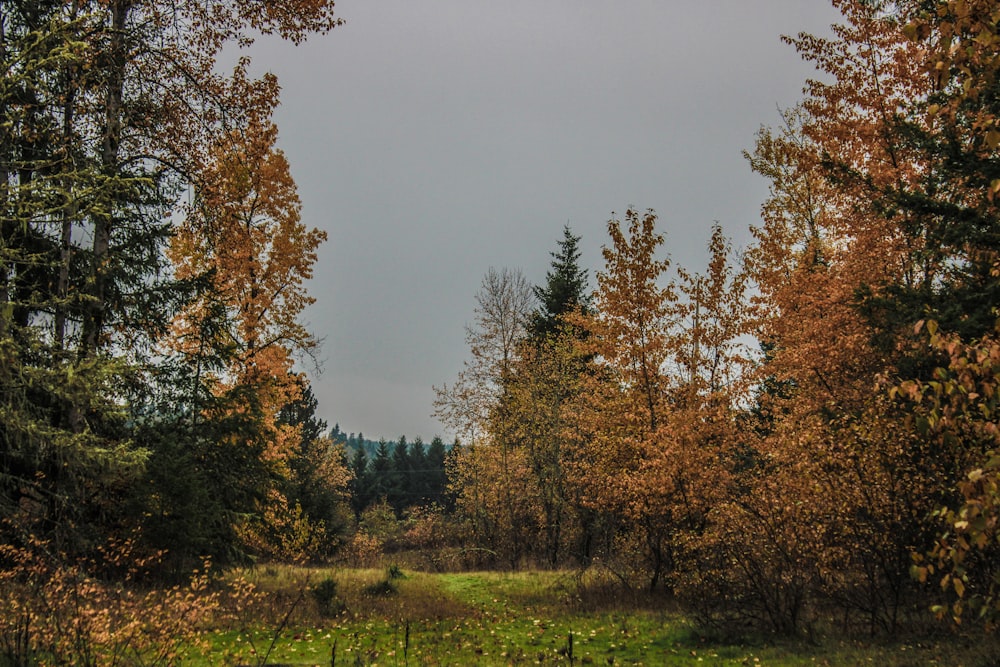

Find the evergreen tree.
xmin=349 ymin=446 xmax=371 ymax=517
xmin=426 ymin=436 xmax=449 ymax=506
xmin=530 ymin=225 xmax=591 ymax=340
xmin=408 ymin=437 xmax=429 ymax=505
xmin=276 ymin=380 xmax=351 ymax=556
xmin=369 ymin=439 xmax=392 ymax=504
xmin=1 ymin=1 xmax=176 ymax=557
xmin=389 ymin=436 xmax=411 ymax=515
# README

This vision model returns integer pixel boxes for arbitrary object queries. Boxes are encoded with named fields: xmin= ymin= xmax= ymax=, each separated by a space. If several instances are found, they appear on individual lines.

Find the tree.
xmin=388 ymin=436 xmax=411 ymax=515
xmin=349 ymin=446 xmax=372 ymax=518
xmin=903 ymin=322 xmax=1000 ymax=626
xmin=369 ymin=439 xmax=393 ymax=506
xmin=434 ymin=267 xmax=534 ymax=443
xmin=494 ymin=225 xmax=594 ymax=566
xmin=566 ymin=208 xmax=681 ymax=589
xmin=277 ymin=380 xmax=352 ymax=560
xmin=426 ymin=436 xmax=450 ymax=507
xmin=166 ymin=112 xmax=330 ymax=560
xmin=675 ymin=223 xmax=751 ymax=402
xmin=530 ymin=225 xmax=591 ymax=340
xmin=715 ymin=0 xmax=1000 ymax=632
xmin=435 ymin=267 xmax=538 ymax=567
xmin=408 ymin=437 xmax=430 ymax=506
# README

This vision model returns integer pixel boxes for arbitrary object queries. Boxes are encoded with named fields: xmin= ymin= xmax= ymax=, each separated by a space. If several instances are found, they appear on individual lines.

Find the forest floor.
xmin=184 ymin=565 xmax=1000 ymax=666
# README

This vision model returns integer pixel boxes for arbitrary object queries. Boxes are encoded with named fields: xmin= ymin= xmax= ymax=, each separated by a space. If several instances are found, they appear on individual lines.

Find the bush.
xmin=310 ymin=577 xmax=344 ymax=617
xmin=363 ymin=566 xmax=405 ymax=597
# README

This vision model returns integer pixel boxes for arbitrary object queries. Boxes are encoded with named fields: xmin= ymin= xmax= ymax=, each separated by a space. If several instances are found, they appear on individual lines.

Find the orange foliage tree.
xmin=565 ymin=210 xmax=749 ymax=592
xmin=713 ymin=0 xmax=1000 ymax=634
xmin=169 ymin=115 xmax=338 ymax=561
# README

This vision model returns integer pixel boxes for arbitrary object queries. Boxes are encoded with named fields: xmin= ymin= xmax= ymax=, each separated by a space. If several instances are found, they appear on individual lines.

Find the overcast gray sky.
xmin=242 ymin=1 xmax=842 ymax=442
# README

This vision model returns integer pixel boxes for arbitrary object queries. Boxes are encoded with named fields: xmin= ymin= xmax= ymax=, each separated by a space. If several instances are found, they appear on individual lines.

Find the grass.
xmin=180 ymin=565 xmax=1000 ymax=666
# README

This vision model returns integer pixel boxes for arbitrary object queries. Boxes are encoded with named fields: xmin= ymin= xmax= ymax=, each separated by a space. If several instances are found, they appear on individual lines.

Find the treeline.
xmin=330 ymin=425 xmax=380 ymax=456
xmin=427 ymin=0 xmax=1000 ymax=638
xmin=345 ymin=436 xmax=454 ymax=517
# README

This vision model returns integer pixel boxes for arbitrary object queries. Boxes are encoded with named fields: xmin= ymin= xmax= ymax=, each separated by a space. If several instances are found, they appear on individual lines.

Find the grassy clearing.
xmin=181 ymin=566 xmax=1000 ymax=666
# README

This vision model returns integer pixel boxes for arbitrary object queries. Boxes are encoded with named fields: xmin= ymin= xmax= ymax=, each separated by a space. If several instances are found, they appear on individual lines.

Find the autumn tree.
xmin=434 ymin=267 xmax=539 ymax=567
xmin=890 ymin=0 xmax=1000 ymax=629
xmin=275 ymin=380 xmax=352 ymax=561
xmin=715 ymin=0 xmax=1000 ymax=633
xmin=565 ymin=208 xmax=682 ymax=589
xmin=484 ymin=225 xmax=595 ymax=567
xmin=434 ymin=267 xmax=534 ymax=443
xmin=167 ymin=114 xmax=335 ymax=561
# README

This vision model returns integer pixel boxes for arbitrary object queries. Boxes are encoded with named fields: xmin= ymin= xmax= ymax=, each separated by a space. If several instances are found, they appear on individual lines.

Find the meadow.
xmin=182 ymin=566 xmax=1000 ymax=666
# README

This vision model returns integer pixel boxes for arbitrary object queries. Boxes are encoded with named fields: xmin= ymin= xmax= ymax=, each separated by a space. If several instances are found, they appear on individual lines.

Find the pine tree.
xmin=408 ymin=437 xmax=430 ymax=505
xmin=530 ymin=225 xmax=590 ymax=340
xmin=0 ymin=0 xmax=340 ymax=568
xmin=426 ymin=436 xmax=449 ymax=506
xmin=389 ymin=437 xmax=411 ymax=515
xmin=369 ymin=440 xmax=392 ymax=505
xmin=349 ymin=446 xmax=371 ymax=518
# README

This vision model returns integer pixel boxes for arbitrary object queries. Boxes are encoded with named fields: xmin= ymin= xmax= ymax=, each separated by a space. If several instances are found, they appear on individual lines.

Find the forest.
xmin=4 ymin=0 xmax=1000 ymax=663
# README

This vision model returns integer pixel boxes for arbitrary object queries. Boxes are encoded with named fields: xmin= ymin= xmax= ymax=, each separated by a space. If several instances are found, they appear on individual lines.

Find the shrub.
xmin=310 ymin=577 xmax=344 ymax=617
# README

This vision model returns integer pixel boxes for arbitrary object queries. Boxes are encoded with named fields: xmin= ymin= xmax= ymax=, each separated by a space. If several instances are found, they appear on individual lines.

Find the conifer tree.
xmin=530 ymin=225 xmax=590 ymax=340
xmin=349 ymin=446 xmax=371 ymax=518
xmin=426 ymin=436 xmax=449 ymax=506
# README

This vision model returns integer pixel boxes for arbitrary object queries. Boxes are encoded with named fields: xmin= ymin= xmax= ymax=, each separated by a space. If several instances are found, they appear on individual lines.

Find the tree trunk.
xmin=82 ymin=1 xmax=130 ymax=357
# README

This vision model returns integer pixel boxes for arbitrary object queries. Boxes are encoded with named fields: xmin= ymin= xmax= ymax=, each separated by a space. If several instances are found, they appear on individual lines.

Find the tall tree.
xmin=349 ymin=445 xmax=371 ymax=518
xmin=426 ymin=436 xmax=449 ymax=507
xmin=435 ymin=267 xmax=538 ymax=567
xmin=497 ymin=225 xmax=594 ymax=566
xmin=713 ymin=0 xmax=1000 ymax=632
xmin=567 ymin=208 xmax=679 ymax=589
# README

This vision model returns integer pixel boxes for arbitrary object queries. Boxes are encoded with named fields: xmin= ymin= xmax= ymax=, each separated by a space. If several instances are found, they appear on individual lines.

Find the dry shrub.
xmin=675 ymin=487 xmax=820 ymax=638
xmin=341 ymin=530 xmax=384 ymax=568
xmin=0 ymin=536 xmax=219 ymax=665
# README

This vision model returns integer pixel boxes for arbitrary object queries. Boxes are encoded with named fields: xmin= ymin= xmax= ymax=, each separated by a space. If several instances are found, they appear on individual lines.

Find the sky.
xmin=241 ymin=1 xmax=844 ymax=443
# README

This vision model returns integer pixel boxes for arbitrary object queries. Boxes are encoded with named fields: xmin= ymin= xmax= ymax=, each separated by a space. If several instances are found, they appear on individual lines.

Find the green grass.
xmin=181 ymin=566 xmax=1000 ymax=666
